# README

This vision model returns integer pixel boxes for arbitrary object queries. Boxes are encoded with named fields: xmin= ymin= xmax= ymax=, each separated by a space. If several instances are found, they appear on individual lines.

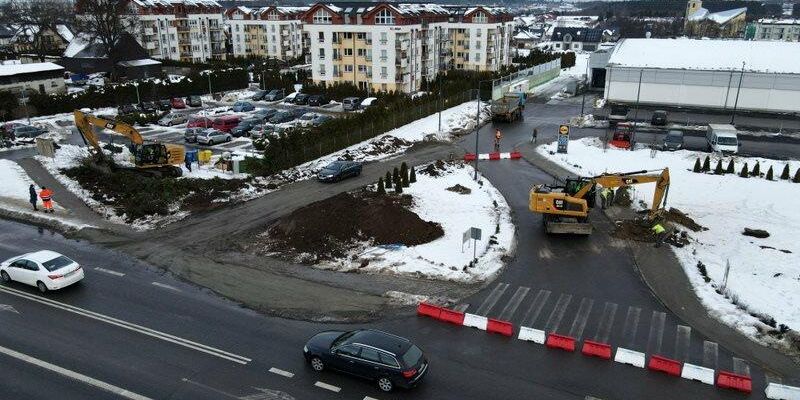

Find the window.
xmin=360 ymin=348 xmax=382 ymax=363
xmin=554 ymin=43 xmax=561 ymax=49
xmin=271 ymin=25 xmax=275 ymax=32
xmin=380 ymin=32 xmax=388 ymax=44
xmin=336 ymin=345 xmax=359 ymax=357
xmin=375 ymin=9 xmax=395 ymax=25
xmin=473 ymin=11 xmax=488 ymax=23
xmin=344 ymin=48 xmax=353 ymax=56
xmin=345 ymin=65 xmax=353 ymax=72
xmin=318 ymin=48 xmax=325 ymax=59
xmin=380 ymin=49 xmax=387 ymax=60
xmin=379 ymin=353 xmax=400 ymax=367
xmin=356 ymin=32 xmax=366 ymax=40
xmin=343 ymin=32 xmax=353 ymax=39
xmin=477 ymin=29 xmax=482 ymax=37
xmin=42 ymin=256 xmax=74 ymax=272
xmin=381 ymin=66 xmax=387 ymax=78
xmin=313 ymin=8 xmax=332 ymax=24
xmin=381 ymin=83 xmax=387 ymax=91
xmin=476 ymin=41 xmax=481 ymax=49
xmin=318 ymin=32 xmax=324 ymax=42
xmin=475 ymin=53 xmax=480 ymax=62
xmin=358 ymin=64 xmax=367 ymax=72
xmin=268 ymin=10 xmax=279 ymax=20
xmin=357 ymin=48 xmax=366 ymax=57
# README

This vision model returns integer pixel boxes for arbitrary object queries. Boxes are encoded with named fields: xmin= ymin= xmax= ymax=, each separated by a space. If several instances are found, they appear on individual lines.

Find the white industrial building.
xmin=604 ymin=38 xmax=800 ymax=114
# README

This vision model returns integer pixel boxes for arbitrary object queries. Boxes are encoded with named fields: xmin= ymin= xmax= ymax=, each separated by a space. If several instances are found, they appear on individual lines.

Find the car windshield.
xmin=718 ymin=136 xmax=738 ymax=145
xmin=326 ymin=161 xmax=346 ymax=170
xmin=401 ymin=345 xmax=423 ymax=367
xmin=666 ymin=133 xmax=682 ymax=142
xmin=332 ymin=331 xmax=357 ymax=347
xmin=41 ymin=255 xmax=75 ymax=272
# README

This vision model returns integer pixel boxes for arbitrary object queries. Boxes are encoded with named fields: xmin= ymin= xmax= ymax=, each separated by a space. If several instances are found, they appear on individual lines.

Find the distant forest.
xmin=575 ymin=0 xmax=782 ymax=20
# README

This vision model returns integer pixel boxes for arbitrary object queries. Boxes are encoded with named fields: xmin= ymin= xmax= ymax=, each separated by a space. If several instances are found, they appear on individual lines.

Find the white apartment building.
xmin=131 ymin=0 xmax=226 ymax=63
xmin=751 ymin=19 xmax=800 ymax=41
xmin=300 ymin=3 xmax=514 ymax=93
xmin=226 ymin=6 xmax=308 ymax=60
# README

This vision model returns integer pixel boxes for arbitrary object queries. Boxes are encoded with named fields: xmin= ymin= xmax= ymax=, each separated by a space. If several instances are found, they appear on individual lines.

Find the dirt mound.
xmin=612 ymin=220 xmax=655 ymax=242
xmin=446 ymin=184 xmax=472 ymax=195
xmin=743 ymin=228 xmax=770 ymax=238
xmin=664 ymin=208 xmax=705 ymax=232
xmin=260 ymin=191 xmax=443 ymax=260
xmin=419 ymin=160 xmax=447 ymax=177
xmin=613 ymin=186 xmax=633 ymax=206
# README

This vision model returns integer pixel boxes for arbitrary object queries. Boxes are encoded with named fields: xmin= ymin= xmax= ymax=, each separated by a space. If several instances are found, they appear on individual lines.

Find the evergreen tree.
xmin=693 ymin=158 xmax=701 ymax=173
xmin=392 ymin=167 xmax=400 ymax=185
xmin=401 ymin=170 xmax=409 ymax=187
xmin=394 ymin=176 xmax=403 ymax=193
xmin=751 ymin=162 xmax=761 ymax=177
xmin=739 ymin=162 xmax=749 ymax=178
xmin=409 ymin=166 xmax=417 ymax=183
xmin=714 ymin=159 xmax=724 ymax=174
xmin=702 ymin=156 xmax=710 ymax=172
xmin=726 ymin=159 xmax=735 ymax=174
xmin=781 ymin=164 xmax=790 ymax=180
xmin=766 ymin=166 xmax=774 ymax=181
xmin=794 ymin=168 xmax=800 ymax=183
xmin=377 ymin=177 xmax=385 ymax=194
xmin=400 ymin=162 xmax=408 ymax=181
xmin=385 ymin=171 xmax=392 ymax=188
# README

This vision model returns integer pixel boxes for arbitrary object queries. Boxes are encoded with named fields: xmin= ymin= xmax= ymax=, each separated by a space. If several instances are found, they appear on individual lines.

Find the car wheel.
xmin=310 ymin=357 xmax=324 ymax=372
xmin=377 ymin=377 xmax=393 ymax=392
xmin=36 ymin=281 xmax=48 ymax=293
xmin=226 ymin=136 xmax=231 ymax=142
xmin=1 ymin=270 xmax=10 ymax=283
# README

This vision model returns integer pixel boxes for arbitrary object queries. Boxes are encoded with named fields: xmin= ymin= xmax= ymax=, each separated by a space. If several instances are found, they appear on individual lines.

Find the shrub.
xmin=394 ymin=176 xmax=403 ymax=194
xmin=400 ymin=162 xmax=409 ymax=187
xmin=696 ymin=261 xmax=711 ymax=283
xmin=714 ymin=159 xmax=724 ymax=174
xmin=739 ymin=162 xmax=749 ymax=178
xmin=693 ymin=158 xmax=701 ymax=172
xmin=766 ymin=166 xmax=774 ymax=180
xmin=794 ymin=168 xmax=800 ymax=183
xmin=781 ymin=164 xmax=790 ymax=180
xmin=409 ymin=166 xmax=416 ymax=183
xmin=392 ymin=167 xmax=400 ymax=184
xmin=702 ymin=156 xmax=710 ymax=172
xmin=726 ymin=159 xmax=735 ymax=174
xmin=377 ymin=177 xmax=385 ymax=194
xmin=385 ymin=171 xmax=392 ymax=188
xmin=751 ymin=162 xmax=761 ymax=177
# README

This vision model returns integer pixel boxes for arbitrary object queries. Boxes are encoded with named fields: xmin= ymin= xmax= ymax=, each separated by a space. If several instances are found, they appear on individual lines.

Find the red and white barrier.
xmin=545 ymin=333 xmax=576 ymax=352
xmin=648 ymin=355 xmax=683 ymax=376
xmin=463 ymin=313 xmax=488 ymax=330
xmin=487 ymin=318 xmax=514 ymax=337
xmin=681 ymin=363 xmax=715 ymax=385
xmin=766 ymin=382 xmax=800 ymax=400
xmin=518 ymin=326 xmax=546 ymax=344
xmin=463 ymin=152 xmax=522 ymax=161
xmin=717 ymin=371 xmax=752 ymax=393
xmin=581 ymin=340 xmax=612 ymax=360
xmin=614 ymin=347 xmax=646 ymax=368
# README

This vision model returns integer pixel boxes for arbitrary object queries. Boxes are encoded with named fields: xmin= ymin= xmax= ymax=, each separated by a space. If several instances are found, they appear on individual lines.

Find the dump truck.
xmin=490 ymin=93 xmax=524 ymax=122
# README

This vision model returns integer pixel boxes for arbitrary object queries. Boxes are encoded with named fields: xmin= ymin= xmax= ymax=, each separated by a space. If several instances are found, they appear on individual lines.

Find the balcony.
xmin=395 ymin=58 xmax=408 ymax=68
xmin=143 ymin=28 xmax=156 ymax=36
xmin=365 ymin=55 xmax=372 ymax=62
xmin=379 ymin=39 xmax=387 ymax=45
xmin=365 ymin=71 xmax=373 ymax=78
xmin=332 ymin=70 xmax=343 ymax=78
xmin=145 ymin=42 xmax=157 ymax=50
xmin=379 ymin=56 xmax=387 ymax=62
xmin=212 ymin=47 xmax=225 ymax=55
xmin=365 ymin=39 xmax=372 ymax=45
xmin=333 ymin=54 xmax=342 ymax=61
xmin=380 ymin=73 xmax=388 ymax=79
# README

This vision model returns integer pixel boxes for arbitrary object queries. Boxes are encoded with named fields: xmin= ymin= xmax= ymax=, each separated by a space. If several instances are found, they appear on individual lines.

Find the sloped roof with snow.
xmin=117 ymin=58 xmax=161 ymax=67
xmin=707 ymin=7 xmax=747 ymax=24
xmin=551 ymin=27 xmax=603 ymax=43
xmin=608 ymin=38 xmax=800 ymax=74
xmin=56 ymin=25 xmax=74 ymax=42
xmin=757 ymin=18 xmax=800 ymax=25
xmin=0 ymin=62 xmax=64 ymax=77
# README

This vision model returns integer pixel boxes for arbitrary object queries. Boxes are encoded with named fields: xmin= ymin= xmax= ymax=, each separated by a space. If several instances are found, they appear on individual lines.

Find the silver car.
xmin=158 ymin=113 xmax=188 ymax=126
xmin=196 ymin=128 xmax=232 ymax=145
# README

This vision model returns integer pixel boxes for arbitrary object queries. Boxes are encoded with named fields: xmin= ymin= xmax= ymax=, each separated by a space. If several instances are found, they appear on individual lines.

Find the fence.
xmin=492 ymin=59 xmax=561 ymax=100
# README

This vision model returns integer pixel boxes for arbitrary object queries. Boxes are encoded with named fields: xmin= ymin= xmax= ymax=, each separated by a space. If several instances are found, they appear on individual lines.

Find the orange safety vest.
xmin=39 ymin=189 xmax=53 ymax=202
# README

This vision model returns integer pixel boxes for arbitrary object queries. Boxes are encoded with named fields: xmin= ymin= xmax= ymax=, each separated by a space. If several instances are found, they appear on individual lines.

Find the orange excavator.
xmin=529 ymin=168 xmax=670 ymax=234
xmin=73 ymin=110 xmax=185 ymax=177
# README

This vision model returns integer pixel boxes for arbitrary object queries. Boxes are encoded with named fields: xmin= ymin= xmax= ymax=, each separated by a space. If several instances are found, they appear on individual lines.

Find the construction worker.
xmin=600 ymin=187 xmax=612 ymax=209
xmin=651 ymin=223 xmax=667 ymax=247
xmin=494 ymin=128 xmax=503 ymax=152
xmin=531 ymin=128 xmax=538 ymax=144
xmin=28 ymin=184 xmax=38 ymax=211
xmin=39 ymin=186 xmax=54 ymax=213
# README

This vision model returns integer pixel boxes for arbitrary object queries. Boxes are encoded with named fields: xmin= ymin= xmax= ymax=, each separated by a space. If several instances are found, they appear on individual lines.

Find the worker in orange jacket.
xmin=39 ymin=186 xmax=54 ymax=213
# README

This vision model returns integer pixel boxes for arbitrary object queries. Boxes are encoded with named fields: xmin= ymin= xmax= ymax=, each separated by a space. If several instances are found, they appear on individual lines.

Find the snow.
xmin=538 ymin=137 xmax=800 ymax=340
xmin=63 ymin=35 xmax=91 ymax=58
xmin=322 ymin=163 xmax=514 ymax=283
xmin=608 ymin=38 xmax=800 ymax=74
xmin=116 ymin=59 xmax=161 ymax=67
xmin=757 ymin=18 xmax=800 ymax=25
xmin=0 ymin=62 xmax=63 ymax=77
xmin=706 ymin=8 xmax=747 ymax=24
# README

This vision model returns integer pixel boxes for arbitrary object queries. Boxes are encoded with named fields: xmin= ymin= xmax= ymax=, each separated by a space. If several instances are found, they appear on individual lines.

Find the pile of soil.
xmin=743 ymin=228 xmax=770 ymax=238
xmin=613 ymin=186 xmax=633 ymax=206
xmin=664 ymin=208 xmax=705 ymax=232
xmin=446 ymin=184 xmax=472 ymax=195
xmin=419 ymin=160 xmax=447 ymax=177
xmin=260 ymin=190 xmax=443 ymax=260
xmin=612 ymin=220 xmax=655 ymax=242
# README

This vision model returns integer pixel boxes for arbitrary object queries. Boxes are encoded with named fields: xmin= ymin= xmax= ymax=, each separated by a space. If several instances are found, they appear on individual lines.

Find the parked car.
xmin=283 ymin=92 xmax=298 ymax=104
xmin=186 ymin=95 xmax=202 ymax=107
xmin=360 ymin=97 xmax=377 ymax=110
xmin=158 ymin=113 xmax=188 ymax=127
xmin=293 ymin=93 xmax=310 ymax=105
xmin=253 ymin=108 xmax=278 ymax=121
xmin=343 ymin=97 xmax=361 ymax=111
xmin=1 ymin=250 xmax=85 ymax=293
xmin=187 ymin=116 xmax=213 ymax=129
xmin=264 ymin=89 xmax=286 ymax=101
xmin=139 ymin=101 xmax=158 ymax=113
xmin=608 ymin=104 xmax=629 ymax=124
xmin=12 ymin=125 xmax=47 ymax=138
xmin=232 ymin=101 xmax=255 ymax=112
xmin=311 ymin=114 xmax=333 ymax=127
xmin=317 ymin=160 xmax=362 ymax=182
xmin=662 ymin=130 xmax=684 ymax=151
xmin=297 ymin=112 xmax=321 ymax=127
xmin=184 ymin=127 xmax=204 ymax=143
xmin=230 ymin=117 xmax=260 ymax=137
xmin=651 ymin=110 xmax=668 ymax=126
xmin=157 ymin=99 xmax=172 ymax=111
xmin=250 ymin=124 xmax=275 ymax=139
xmin=706 ymin=124 xmax=739 ymax=154
xmin=171 ymin=97 xmax=186 ymax=109
xmin=196 ymin=128 xmax=232 ymax=145
xmin=212 ymin=115 xmax=242 ymax=132
xmin=118 ymin=104 xmax=138 ymax=114
xmin=269 ymin=110 xmax=295 ymax=124
xmin=251 ymin=90 xmax=268 ymax=101
xmin=308 ymin=94 xmax=327 ymax=107
xmin=303 ymin=329 xmax=428 ymax=392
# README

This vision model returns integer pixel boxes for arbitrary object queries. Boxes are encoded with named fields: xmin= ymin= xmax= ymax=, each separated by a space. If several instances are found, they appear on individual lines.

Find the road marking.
xmin=521 ymin=289 xmax=551 ymax=327
xmin=0 ymin=344 xmax=153 ymax=400
xmin=567 ymin=297 xmax=594 ymax=339
xmin=592 ymin=302 xmax=618 ymax=344
xmin=702 ymin=341 xmax=719 ymax=370
xmin=314 ymin=381 xmax=341 ymax=393
xmin=268 ymin=367 xmax=294 ymax=378
xmin=0 ymin=285 xmax=250 ymax=365
xmin=646 ymin=311 xmax=666 ymax=355
xmin=543 ymin=293 xmax=572 ymax=333
xmin=497 ymin=286 xmax=529 ymax=321
xmin=94 ymin=267 xmax=125 ymax=277
xmin=475 ymin=283 xmax=509 ymax=316
xmin=453 ymin=303 xmax=469 ymax=313
xmin=733 ymin=357 xmax=751 ymax=376
xmin=180 ymin=378 xmax=239 ymax=399
xmin=0 ymin=304 xmax=19 ymax=314
xmin=621 ymin=306 xmax=641 ymax=348
xmin=152 ymin=282 xmax=180 ymax=291
xmin=674 ymin=325 xmax=691 ymax=362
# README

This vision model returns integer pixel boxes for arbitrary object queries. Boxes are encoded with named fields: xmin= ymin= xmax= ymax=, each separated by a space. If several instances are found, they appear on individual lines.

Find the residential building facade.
xmin=130 ymin=0 xmax=226 ymax=62
xmin=550 ymin=27 xmax=603 ymax=52
xmin=749 ymin=19 xmax=800 ymax=41
xmin=0 ymin=62 xmax=66 ymax=95
xmin=300 ymin=2 xmax=513 ymax=93
xmin=226 ymin=6 xmax=308 ymax=60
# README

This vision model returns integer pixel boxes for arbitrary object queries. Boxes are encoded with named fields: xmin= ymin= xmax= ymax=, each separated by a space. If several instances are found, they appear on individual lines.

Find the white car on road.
xmin=0 ymin=250 xmax=84 ymax=293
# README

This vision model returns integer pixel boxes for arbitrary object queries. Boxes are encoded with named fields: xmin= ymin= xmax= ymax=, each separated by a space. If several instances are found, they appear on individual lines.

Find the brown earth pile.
xmin=446 ymin=184 xmax=472 ymax=195
xmin=664 ymin=208 xmax=705 ymax=232
xmin=261 ymin=190 xmax=443 ymax=260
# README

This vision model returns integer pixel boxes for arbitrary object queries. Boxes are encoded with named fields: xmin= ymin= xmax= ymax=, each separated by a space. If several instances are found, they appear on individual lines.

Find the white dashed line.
xmin=151 ymin=282 xmax=180 ymax=291
xmin=94 ymin=267 xmax=125 ymax=277
xmin=314 ymin=381 xmax=341 ymax=393
xmin=268 ymin=367 xmax=294 ymax=378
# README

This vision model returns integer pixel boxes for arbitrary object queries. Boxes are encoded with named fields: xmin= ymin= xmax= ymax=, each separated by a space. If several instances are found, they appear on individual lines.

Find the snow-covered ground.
xmin=539 ymin=137 xmax=800 ymax=343
xmin=321 ymin=163 xmax=515 ymax=283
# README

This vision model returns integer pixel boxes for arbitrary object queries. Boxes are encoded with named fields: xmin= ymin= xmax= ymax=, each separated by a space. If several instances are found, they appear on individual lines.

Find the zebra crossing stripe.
xmin=463 ymin=313 xmax=488 ymax=330
xmin=614 ymin=347 xmax=646 ymax=368
xmin=681 ymin=363 xmax=715 ymax=385
xmin=518 ymin=326 xmax=546 ymax=344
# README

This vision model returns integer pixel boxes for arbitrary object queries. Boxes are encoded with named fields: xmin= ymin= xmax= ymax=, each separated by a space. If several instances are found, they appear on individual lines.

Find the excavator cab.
xmin=134 ymin=144 xmax=169 ymax=166
xmin=565 ymin=177 xmax=596 ymax=208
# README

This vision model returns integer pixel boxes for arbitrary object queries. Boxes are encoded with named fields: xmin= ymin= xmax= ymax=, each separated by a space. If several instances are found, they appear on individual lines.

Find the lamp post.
xmin=207 ymin=72 xmax=212 ymax=98
xmin=474 ymin=79 xmax=492 ymax=180
xmin=132 ymin=82 xmax=140 ymax=105
xmin=730 ymin=61 xmax=746 ymax=125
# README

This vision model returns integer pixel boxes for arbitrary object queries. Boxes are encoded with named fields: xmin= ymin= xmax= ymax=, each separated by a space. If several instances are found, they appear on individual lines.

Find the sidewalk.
xmin=519 ymin=140 xmax=800 ymax=377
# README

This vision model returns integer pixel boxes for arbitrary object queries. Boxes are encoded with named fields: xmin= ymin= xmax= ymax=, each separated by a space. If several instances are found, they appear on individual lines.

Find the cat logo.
xmin=554 ymin=199 xmax=565 ymax=209
xmin=105 ymin=122 xmax=116 ymax=129
xmin=623 ymin=178 xmax=636 ymax=184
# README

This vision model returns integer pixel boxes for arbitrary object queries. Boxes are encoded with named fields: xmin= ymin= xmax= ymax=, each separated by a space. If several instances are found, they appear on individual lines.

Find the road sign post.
xmin=557 ymin=124 xmax=570 ymax=153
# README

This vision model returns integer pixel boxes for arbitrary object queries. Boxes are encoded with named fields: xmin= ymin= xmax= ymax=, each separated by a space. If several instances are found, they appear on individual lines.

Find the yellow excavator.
xmin=529 ymin=168 xmax=670 ymax=234
xmin=73 ymin=110 xmax=185 ymax=177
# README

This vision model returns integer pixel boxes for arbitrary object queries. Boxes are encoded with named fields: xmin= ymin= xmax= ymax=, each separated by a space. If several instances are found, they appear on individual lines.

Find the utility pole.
xmin=133 ymin=82 xmax=140 ymax=105
xmin=207 ymin=72 xmax=212 ymax=98
xmin=730 ymin=61 xmax=746 ymax=125
xmin=580 ymin=58 xmax=589 ymax=116
xmin=630 ymin=68 xmax=644 ymax=150
xmin=474 ymin=80 xmax=490 ymax=180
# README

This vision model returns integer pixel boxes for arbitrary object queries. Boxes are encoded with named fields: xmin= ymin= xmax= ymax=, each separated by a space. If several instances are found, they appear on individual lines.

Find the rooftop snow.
xmin=117 ymin=58 xmax=162 ymax=67
xmin=0 ymin=62 xmax=64 ymax=77
xmin=608 ymin=39 xmax=800 ymax=74
xmin=757 ymin=18 xmax=800 ymax=25
xmin=706 ymin=7 xmax=747 ymax=24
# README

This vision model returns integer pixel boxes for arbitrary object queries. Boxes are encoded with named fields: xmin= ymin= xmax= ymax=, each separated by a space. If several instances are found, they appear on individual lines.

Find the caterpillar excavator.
xmin=529 ymin=168 xmax=670 ymax=235
xmin=73 ymin=110 xmax=185 ymax=177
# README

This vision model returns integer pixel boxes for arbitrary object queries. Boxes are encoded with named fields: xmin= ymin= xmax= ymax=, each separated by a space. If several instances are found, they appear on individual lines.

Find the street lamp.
xmin=730 ymin=61 xmax=746 ymax=125
xmin=132 ymin=82 xmax=140 ymax=105
xmin=474 ymin=79 xmax=492 ymax=180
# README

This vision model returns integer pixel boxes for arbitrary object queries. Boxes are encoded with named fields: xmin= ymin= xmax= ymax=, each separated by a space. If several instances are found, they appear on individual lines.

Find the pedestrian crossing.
xmin=458 ymin=282 xmax=748 ymax=373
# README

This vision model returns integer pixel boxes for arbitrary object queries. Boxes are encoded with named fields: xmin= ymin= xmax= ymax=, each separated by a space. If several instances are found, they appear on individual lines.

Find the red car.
xmin=186 ymin=116 xmax=212 ymax=128
xmin=170 ymin=97 xmax=186 ymax=109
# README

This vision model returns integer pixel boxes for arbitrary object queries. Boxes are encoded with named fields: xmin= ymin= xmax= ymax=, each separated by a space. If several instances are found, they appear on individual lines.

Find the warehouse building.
xmin=604 ymin=38 xmax=800 ymax=114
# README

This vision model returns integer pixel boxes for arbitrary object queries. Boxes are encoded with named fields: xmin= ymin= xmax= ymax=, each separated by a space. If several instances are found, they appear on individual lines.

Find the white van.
xmin=706 ymin=124 xmax=739 ymax=154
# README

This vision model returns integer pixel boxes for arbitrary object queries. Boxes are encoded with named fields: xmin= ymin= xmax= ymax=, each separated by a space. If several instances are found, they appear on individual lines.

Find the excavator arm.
xmin=572 ymin=169 xmax=670 ymax=214
xmin=74 ymin=110 xmax=145 ymax=151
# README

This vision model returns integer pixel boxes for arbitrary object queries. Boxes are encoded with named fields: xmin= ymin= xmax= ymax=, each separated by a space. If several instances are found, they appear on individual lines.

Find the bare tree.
xmin=73 ymin=0 xmax=139 ymax=69
xmin=1 ymin=0 xmax=74 ymax=61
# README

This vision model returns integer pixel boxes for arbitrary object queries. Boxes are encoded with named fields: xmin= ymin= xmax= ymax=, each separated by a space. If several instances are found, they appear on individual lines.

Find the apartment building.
xmin=750 ymin=19 xmax=800 ymax=41
xmin=226 ymin=6 xmax=308 ymax=60
xmin=300 ymin=2 xmax=513 ymax=93
xmin=130 ymin=0 xmax=226 ymax=63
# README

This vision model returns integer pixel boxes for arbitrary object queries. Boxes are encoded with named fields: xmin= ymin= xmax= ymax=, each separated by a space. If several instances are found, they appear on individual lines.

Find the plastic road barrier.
xmin=648 ymin=355 xmax=682 ymax=376
xmin=717 ymin=371 xmax=752 ymax=393
xmin=545 ymin=333 xmax=576 ymax=352
xmin=581 ymin=340 xmax=612 ymax=360
xmin=486 ymin=318 xmax=513 ymax=337
xmin=416 ymin=303 xmax=441 ymax=319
